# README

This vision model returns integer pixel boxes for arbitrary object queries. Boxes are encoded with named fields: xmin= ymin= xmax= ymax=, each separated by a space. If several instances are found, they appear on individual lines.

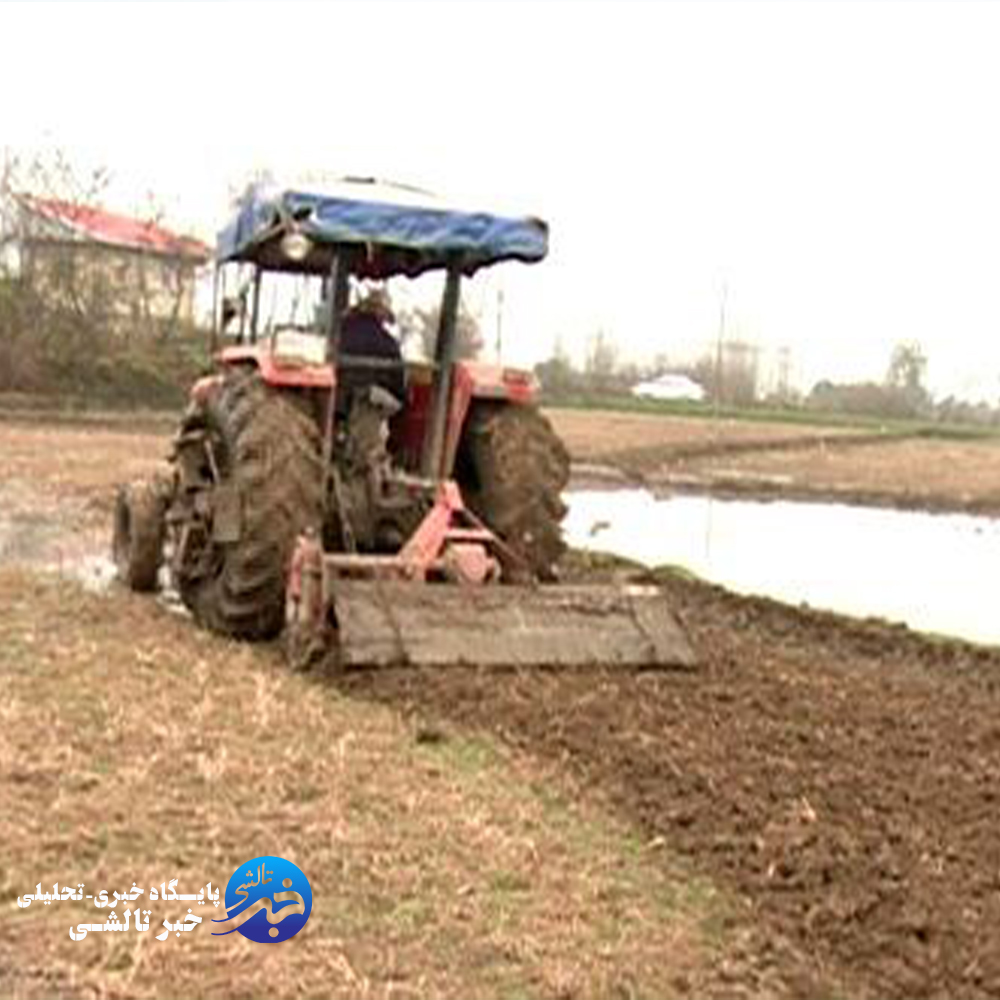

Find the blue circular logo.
xmin=211 ymin=856 xmax=312 ymax=943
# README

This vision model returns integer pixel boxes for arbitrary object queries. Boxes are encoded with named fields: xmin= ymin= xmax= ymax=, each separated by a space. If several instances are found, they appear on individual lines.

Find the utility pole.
xmin=777 ymin=345 xmax=791 ymax=402
xmin=715 ymin=280 xmax=727 ymax=414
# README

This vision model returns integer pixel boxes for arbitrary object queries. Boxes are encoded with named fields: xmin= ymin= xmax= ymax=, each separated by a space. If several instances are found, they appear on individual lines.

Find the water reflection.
xmin=564 ymin=489 xmax=1000 ymax=646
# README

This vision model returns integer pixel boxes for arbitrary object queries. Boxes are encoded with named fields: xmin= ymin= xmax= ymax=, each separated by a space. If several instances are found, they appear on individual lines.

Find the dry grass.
xmin=5 ymin=408 xmax=999 ymax=998
xmin=545 ymin=408 xmax=859 ymax=463
xmin=0 ymin=423 xmax=169 ymax=501
xmin=0 ymin=570 xmax=728 ymax=999
xmin=676 ymin=435 xmax=1000 ymax=507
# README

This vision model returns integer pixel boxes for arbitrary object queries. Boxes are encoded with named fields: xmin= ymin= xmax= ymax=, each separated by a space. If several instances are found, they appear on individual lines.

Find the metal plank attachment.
xmin=327 ymin=581 xmax=697 ymax=670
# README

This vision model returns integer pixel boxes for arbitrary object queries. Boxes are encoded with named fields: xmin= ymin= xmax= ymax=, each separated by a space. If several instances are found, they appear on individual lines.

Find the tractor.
xmin=113 ymin=179 xmax=692 ymax=670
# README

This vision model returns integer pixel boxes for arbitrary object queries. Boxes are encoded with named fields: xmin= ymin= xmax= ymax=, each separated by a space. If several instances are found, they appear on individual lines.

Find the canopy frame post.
xmin=209 ymin=263 xmax=220 ymax=356
xmin=248 ymin=264 xmax=262 ymax=344
xmin=422 ymin=261 xmax=462 ymax=479
xmin=321 ymin=251 xmax=351 ymax=515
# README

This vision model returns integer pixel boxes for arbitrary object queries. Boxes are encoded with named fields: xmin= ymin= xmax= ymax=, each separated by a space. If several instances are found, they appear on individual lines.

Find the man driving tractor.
xmin=338 ymin=286 xmax=406 ymax=406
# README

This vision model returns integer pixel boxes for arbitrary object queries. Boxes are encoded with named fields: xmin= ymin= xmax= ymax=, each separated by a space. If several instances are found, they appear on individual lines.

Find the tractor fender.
xmin=190 ymin=373 xmax=224 ymax=406
xmin=215 ymin=344 xmax=334 ymax=389
xmin=441 ymin=362 xmax=538 ymax=474
xmin=393 ymin=361 xmax=539 ymax=474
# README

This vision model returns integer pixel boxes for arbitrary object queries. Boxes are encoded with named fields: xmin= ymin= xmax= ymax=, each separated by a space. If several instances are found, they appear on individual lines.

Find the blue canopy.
xmin=217 ymin=180 xmax=548 ymax=278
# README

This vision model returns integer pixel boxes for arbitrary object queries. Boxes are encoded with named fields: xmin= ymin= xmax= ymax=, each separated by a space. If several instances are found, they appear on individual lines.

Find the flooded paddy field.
xmin=550 ymin=407 xmax=1000 ymax=515
xmin=565 ymin=488 xmax=1000 ymax=646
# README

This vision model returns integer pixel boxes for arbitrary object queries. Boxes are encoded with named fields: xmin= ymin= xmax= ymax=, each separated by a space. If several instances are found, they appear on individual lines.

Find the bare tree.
xmin=1 ymin=146 xmax=113 ymax=326
xmin=684 ymin=340 xmax=759 ymax=405
xmin=534 ymin=336 xmax=580 ymax=396
xmin=584 ymin=328 xmax=618 ymax=393
xmin=886 ymin=341 xmax=928 ymax=395
xmin=397 ymin=298 xmax=484 ymax=360
xmin=0 ymin=147 xmax=206 ymax=401
xmin=0 ymin=147 xmax=115 ymax=387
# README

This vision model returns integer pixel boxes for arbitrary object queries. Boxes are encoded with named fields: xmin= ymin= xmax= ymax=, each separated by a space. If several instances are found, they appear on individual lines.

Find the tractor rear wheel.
xmin=173 ymin=371 xmax=323 ymax=640
xmin=459 ymin=403 xmax=570 ymax=580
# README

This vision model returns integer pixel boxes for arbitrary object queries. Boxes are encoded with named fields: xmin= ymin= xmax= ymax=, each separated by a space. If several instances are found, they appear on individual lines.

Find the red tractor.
xmin=114 ymin=180 xmax=691 ymax=670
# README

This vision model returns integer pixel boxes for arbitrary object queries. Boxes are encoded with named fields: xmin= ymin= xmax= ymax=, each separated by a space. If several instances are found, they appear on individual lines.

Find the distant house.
xmin=11 ymin=195 xmax=210 ymax=337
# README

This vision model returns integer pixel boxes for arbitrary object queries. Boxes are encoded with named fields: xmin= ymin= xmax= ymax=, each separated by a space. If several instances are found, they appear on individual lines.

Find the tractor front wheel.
xmin=113 ymin=479 xmax=166 ymax=592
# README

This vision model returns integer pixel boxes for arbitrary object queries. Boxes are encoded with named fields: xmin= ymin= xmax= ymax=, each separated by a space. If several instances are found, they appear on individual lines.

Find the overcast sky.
xmin=4 ymin=1 xmax=1000 ymax=399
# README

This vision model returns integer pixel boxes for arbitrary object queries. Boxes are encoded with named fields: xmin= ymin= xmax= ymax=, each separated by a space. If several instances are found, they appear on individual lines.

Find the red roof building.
xmin=20 ymin=195 xmax=210 ymax=262
xmin=12 ymin=195 xmax=211 ymax=336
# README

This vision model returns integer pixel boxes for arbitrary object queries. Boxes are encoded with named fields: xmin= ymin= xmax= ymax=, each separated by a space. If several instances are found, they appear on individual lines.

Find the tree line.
xmin=534 ymin=333 xmax=1000 ymax=425
xmin=534 ymin=331 xmax=769 ymax=407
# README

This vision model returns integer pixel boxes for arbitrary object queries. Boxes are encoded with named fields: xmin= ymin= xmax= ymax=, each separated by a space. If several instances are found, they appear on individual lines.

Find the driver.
xmin=338 ymin=287 xmax=406 ymax=406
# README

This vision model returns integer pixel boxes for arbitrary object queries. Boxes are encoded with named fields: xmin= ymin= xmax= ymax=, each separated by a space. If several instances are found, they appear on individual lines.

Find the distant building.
xmin=11 ymin=195 xmax=210 ymax=337
xmin=630 ymin=372 xmax=706 ymax=402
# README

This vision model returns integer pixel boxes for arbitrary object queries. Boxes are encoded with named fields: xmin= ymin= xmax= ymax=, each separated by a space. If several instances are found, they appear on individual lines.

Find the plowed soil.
xmin=336 ymin=562 xmax=1000 ymax=1000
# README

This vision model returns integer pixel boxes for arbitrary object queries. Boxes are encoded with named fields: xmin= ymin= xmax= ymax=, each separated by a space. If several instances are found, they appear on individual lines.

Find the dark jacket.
xmin=338 ymin=312 xmax=406 ymax=406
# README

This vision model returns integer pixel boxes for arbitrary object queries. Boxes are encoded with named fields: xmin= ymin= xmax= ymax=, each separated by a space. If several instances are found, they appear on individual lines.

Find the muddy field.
xmin=667 ymin=435 xmax=1000 ymax=514
xmin=3 ymin=410 xmax=1000 ymax=998
xmin=549 ymin=408 xmax=1000 ymax=515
